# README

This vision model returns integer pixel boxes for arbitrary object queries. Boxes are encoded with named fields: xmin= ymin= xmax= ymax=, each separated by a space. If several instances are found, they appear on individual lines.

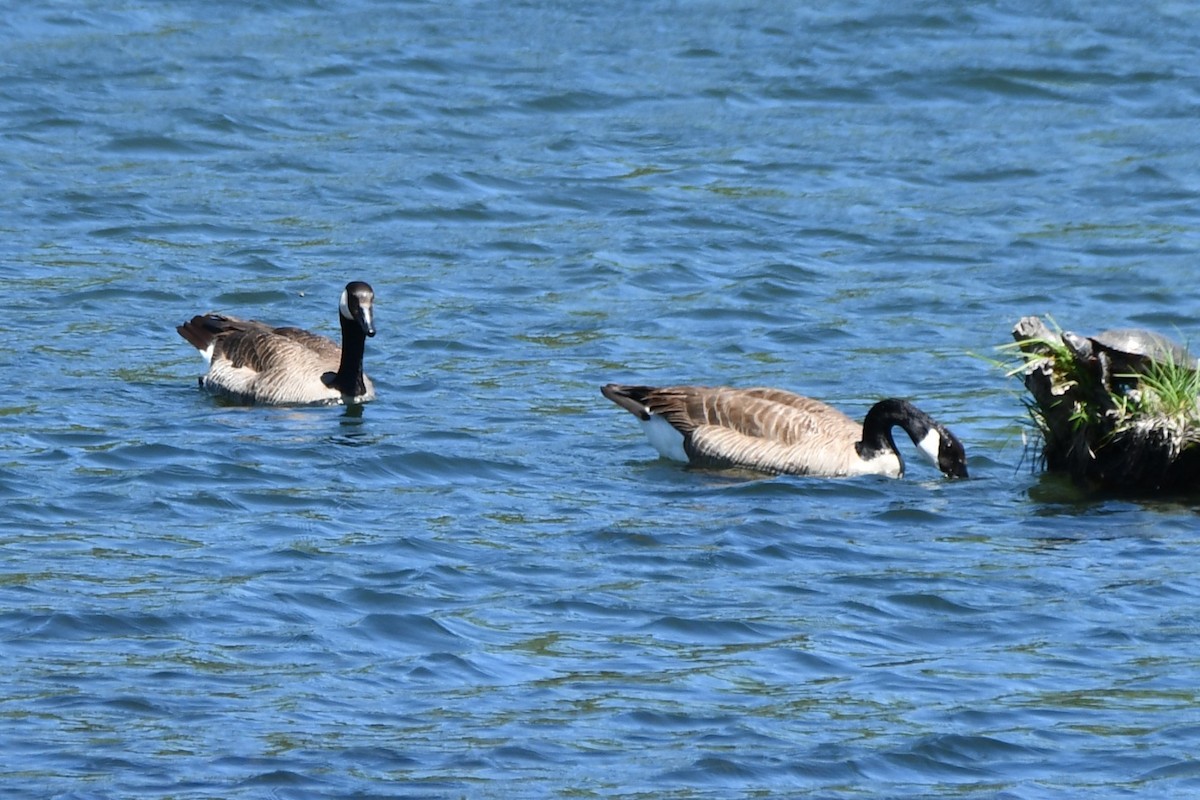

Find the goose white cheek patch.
xmin=640 ymin=414 xmax=688 ymax=462
xmin=916 ymin=429 xmax=942 ymax=467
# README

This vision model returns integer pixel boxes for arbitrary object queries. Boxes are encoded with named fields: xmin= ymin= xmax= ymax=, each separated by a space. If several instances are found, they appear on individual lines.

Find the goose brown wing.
xmin=656 ymin=386 xmax=864 ymax=474
xmin=270 ymin=326 xmax=341 ymax=360
xmin=638 ymin=386 xmax=859 ymax=441
xmin=610 ymin=385 xmax=782 ymax=433
xmin=177 ymin=314 xmax=269 ymax=354
xmin=212 ymin=324 xmax=334 ymax=375
xmin=734 ymin=388 xmax=864 ymax=442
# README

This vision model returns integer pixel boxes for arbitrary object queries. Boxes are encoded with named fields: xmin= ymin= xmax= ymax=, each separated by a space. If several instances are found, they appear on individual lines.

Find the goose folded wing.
xmin=269 ymin=326 xmax=341 ymax=360
xmin=216 ymin=328 xmax=332 ymax=375
xmin=677 ymin=389 xmax=866 ymax=475
xmin=663 ymin=388 xmax=860 ymax=443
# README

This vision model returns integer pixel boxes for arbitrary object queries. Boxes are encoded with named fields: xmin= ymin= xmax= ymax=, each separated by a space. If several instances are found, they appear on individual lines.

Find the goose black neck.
xmin=333 ymin=313 xmax=368 ymax=397
xmin=856 ymin=398 xmax=931 ymax=463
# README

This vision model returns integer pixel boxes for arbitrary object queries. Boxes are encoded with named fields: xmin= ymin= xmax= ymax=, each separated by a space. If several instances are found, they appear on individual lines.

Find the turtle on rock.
xmin=1061 ymin=327 xmax=1197 ymax=392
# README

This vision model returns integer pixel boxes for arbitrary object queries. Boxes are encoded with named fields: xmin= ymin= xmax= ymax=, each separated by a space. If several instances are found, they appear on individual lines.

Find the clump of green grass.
xmin=1111 ymin=354 xmax=1200 ymax=456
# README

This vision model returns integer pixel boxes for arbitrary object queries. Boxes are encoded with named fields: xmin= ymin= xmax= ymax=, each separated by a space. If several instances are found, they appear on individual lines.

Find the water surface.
xmin=3 ymin=1 xmax=1200 ymax=797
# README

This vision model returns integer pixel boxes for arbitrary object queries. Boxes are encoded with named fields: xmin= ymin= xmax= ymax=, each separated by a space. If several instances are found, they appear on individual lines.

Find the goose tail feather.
xmin=176 ymin=314 xmax=244 ymax=363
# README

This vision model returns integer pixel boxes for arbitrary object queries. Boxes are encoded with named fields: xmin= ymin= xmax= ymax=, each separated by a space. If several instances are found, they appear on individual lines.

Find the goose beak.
xmin=358 ymin=305 xmax=376 ymax=338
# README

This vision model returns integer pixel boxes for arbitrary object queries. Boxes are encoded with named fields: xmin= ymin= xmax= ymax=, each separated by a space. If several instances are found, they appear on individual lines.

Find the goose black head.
xmin=863 ymin=398 xmax=969 ymax=479
xmin=929 ymin=422 xmax=968 ymax=479
xmin=340 ymin=281 xmax=376 ymax=338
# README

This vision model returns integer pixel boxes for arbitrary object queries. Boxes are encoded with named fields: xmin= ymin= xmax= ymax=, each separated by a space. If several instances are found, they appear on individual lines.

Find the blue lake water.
xmin=3 ymin=1 xmax=1200 ymax=797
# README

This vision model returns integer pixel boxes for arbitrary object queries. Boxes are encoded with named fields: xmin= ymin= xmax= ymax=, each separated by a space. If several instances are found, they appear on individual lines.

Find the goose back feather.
xmin=177 ymin=281 xmax=376 ymax=406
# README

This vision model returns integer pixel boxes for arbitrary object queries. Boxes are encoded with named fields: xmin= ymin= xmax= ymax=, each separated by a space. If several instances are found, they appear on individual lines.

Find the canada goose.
xmin=601 ymin=383 xmax=968 ymax=479
xmin=177 ymin=281 xmax=376 ymax=406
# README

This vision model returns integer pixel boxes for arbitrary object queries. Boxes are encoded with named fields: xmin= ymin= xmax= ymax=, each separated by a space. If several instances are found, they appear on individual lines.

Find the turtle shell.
xmin=1089 ymin=328 xmax=1195 ymax=367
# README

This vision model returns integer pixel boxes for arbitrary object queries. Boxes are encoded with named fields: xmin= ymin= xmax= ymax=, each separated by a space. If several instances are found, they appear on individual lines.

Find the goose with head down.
xmin=177 ymin=281 xmax=376 ymax=406
xmin=601 ymin=383 xmax=968 ymax=479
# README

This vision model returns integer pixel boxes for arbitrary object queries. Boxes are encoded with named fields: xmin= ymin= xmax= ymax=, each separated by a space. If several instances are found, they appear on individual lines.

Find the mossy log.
xmin=1012 ymin=316 xmax=1200 ymax=494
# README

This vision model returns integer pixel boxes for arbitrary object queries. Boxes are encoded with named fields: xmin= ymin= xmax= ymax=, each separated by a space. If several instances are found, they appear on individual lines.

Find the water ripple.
xmin=3 ymin=0 xmax=1200 ymax=798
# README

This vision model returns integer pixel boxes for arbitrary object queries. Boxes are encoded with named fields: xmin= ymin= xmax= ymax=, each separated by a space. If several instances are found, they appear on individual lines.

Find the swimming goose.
xmin=601 ymin=383 xmax=968 ymax=479
xmin=177 ymin=281 xmax=376 ymax=406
